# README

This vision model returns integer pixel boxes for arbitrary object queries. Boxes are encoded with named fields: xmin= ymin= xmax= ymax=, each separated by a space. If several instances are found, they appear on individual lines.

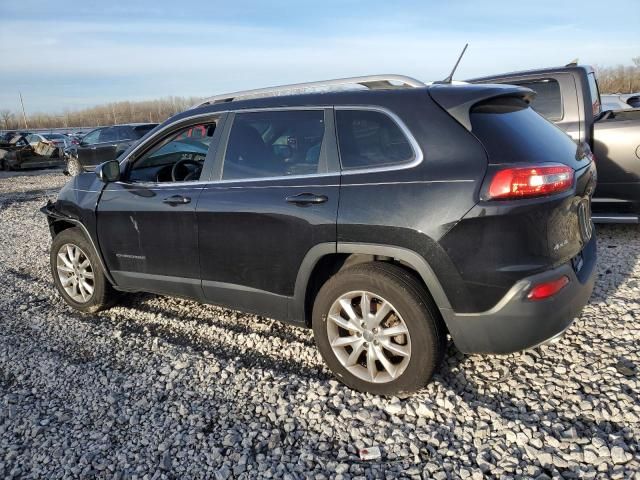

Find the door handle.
xmin=163 ymin=195 xmax=191 ymax=206
xmin=285 ymin=193 xmax=328 ymax=206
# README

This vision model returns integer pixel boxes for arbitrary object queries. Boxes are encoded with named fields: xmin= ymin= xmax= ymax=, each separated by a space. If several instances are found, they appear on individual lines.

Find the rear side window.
xmin=514 ymin=79 xmax=562 ymax=121
xmin=336 ymin=109 xmax=414 ymax=169
xmin=133 ymin=124 xmax=156 ymax=139
xmin=116 ymin=127 xmax=132 ymax=141
xmin=587 ymin=73 xmax=601 ymax=117
xmin=223 ymin=110 xmax=325 ymax=180
xmin=470 ymin=98 xmax=577 ymax=165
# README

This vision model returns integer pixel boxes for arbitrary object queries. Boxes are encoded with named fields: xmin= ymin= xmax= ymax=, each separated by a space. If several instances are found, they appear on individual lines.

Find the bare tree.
xmin=595 ymin=57 xmax=640 ymax=94
xmin=0 ymin=110 xmax=14 ymax=130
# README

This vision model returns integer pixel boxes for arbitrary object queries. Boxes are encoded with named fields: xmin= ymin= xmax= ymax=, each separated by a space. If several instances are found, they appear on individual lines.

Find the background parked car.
xmin=469 ymin=64 xmax=640 ymax=223
xmin=65 ymin=123 xmax=157 ymax=175
xmin=622 ymin=93 xmax=640 ymax=108
xmin=64 ymin=133 xmax=81 ymax=146
xmin=42 ymin=133 xmax=72 ymax=149
xmin=601 ymin=94 xmax=633 ymax=111
xmin=25 ymin=133 xmax=70 ymax=151
xmin=627 ymin=95 xmax=640 ymax=108
xmin=0 ymin=133 xmax=65 ymax=170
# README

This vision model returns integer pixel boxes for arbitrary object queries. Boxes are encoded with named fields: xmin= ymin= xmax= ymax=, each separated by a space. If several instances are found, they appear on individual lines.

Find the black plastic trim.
xmin=442 ymin=234 xmax=597 ymax=354
xmin=41 ymin=203 xmax=116 ymax=285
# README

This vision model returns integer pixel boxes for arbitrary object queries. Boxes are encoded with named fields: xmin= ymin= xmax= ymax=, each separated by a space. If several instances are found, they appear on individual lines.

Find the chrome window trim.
xmin=109 ymin=178 xmax=473 ymax=191
xmin=118 ymin=105 xmax=423 ymax=186
xmin=334 ymin=105 xmax=424 ymax=175
xmin=112 ymin=171 xmax=340 ymax=189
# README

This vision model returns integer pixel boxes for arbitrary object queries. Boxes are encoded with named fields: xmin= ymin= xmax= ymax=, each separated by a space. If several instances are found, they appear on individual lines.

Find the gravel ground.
xmin=0 ymin=170 xmax=638 ymax=480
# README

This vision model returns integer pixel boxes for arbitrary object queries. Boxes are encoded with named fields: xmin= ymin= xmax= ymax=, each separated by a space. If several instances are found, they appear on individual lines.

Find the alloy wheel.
xmin=327 ymin=291 xmax=412 ymax=383
xmin=67 ymin=157 xmax=80 ymax=176
xmin=56 ymin=243 xmax=95 ymax=303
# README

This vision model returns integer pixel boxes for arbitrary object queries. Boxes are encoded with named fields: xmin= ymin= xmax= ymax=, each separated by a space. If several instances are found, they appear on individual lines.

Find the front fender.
xmin=41 ymin=174 xmax=114 ymax=285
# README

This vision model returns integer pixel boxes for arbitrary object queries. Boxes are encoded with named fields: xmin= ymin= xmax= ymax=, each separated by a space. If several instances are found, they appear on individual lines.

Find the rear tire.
xmin=312 ymin=262 xmax=446 ymax=395
xmin=50 ymin=227 xmax=117 ymax=313
xmin=66 ymin=156 xmax=82 ymax=176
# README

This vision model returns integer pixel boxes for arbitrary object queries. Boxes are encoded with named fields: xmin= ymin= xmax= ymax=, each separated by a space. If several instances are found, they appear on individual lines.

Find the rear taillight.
xmin=527 ymin=276 xmax=569 ymax=301
xmin=487 ymin=164 xmax=574 ymax=200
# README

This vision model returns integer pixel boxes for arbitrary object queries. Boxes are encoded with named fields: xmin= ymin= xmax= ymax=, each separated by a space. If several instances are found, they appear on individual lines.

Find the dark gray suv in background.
xmin=65 ymin=123 xmax=157 ymax=175
xmin=43 ymin=75 xmax=596 ymax=395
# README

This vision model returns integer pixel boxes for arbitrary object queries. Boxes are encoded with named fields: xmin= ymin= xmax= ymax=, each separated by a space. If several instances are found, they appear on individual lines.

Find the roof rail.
xmin=194 ymin=74 xmax=426 ymax=108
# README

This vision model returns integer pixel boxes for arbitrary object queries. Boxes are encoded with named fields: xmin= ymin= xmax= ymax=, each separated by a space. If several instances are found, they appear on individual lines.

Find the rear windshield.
xmin=470 ymin=98 xmax=577 ymax=165
xmin=133 ymin=124 xmax=156 ymax=138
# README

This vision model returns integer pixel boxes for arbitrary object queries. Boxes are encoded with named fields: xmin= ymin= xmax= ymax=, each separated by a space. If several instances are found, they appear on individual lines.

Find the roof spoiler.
xmin=429 ymin=84 xmax=536 ymax=131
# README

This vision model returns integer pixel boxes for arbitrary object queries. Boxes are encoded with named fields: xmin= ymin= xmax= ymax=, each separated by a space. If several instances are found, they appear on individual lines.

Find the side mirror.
xmin=96 ymin=160 xmax=121 ymax=183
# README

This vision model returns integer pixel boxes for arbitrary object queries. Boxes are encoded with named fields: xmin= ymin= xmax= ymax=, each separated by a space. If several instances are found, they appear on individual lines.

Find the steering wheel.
xmin=171 ymin=158 xmax=202 ymax=182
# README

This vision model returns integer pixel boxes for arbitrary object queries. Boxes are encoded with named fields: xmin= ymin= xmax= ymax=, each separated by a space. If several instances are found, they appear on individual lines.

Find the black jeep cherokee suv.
xmin=42 ymin=75 xmax=597 ymax=395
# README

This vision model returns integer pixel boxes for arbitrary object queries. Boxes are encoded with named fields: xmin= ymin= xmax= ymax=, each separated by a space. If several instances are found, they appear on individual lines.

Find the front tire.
xmin=50 ymin=227 xmax=117 ymax=313
xmin=312 ymin=262 xmax=446 ymax=395
xmin=66 ymin=156 xmax=82 ymax=176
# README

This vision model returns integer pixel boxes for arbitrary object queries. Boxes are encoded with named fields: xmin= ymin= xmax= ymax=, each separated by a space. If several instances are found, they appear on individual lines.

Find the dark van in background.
xmin=65 ymin=123 xmax=157 ymax=175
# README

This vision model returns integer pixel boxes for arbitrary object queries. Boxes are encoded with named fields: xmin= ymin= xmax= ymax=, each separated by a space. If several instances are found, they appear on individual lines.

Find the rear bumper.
xmin=441 ymin=234 xmax=597 ymax=354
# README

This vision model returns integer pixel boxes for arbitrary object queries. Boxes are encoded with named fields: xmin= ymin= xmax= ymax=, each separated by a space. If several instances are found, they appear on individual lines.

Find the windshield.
xmin=43 ymin=134 xmax=65 ymax=140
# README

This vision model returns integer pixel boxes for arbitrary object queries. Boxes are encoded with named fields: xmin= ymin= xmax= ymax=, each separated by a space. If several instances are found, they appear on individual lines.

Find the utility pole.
xmin=19 ymin=92 xmax=28 ymax=129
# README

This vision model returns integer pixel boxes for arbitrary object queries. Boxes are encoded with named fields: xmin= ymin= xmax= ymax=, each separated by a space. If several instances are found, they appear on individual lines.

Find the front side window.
xmin=128 ymin=122 xmax=217 ymax=183
xmin=336 ymin=109 xmax=414 ymax=170
xmin=99 ymin=127 xmax=118 ymax=143
xmin=514 ymin=79 xmax=563 ymax=121
xmin=222 ymin=110 xmax=325 ymax=180
xmin=82 ymin=130 xmax=100 ymax=145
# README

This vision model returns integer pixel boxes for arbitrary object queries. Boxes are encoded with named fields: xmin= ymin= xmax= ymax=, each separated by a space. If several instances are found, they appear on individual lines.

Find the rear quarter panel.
xmin=337 ymin=92 xmax=488 ymax=312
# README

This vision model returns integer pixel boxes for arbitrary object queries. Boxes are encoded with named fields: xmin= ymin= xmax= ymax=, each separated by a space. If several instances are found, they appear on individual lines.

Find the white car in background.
xmin=601 ymin=93 xmax=640 ymax=111
xmin=601 ymin=94 xmax=632 ymax=112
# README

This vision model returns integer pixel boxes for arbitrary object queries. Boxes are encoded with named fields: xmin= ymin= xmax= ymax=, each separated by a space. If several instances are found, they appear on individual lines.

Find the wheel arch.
xmin=42 ymin=204 xmax=115 ymax=286
xmin=292 ymin=242 xmax=453 ymax=328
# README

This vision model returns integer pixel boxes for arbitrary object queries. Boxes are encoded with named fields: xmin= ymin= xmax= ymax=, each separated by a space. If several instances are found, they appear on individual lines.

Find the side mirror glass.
xmin=96 ymin=160 xmax=121 ymax=183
